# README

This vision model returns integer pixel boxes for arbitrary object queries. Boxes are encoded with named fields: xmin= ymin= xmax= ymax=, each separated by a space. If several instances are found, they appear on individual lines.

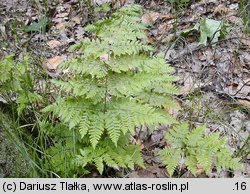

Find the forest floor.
xmin=0 ymin=0 xmax=249 ymax=178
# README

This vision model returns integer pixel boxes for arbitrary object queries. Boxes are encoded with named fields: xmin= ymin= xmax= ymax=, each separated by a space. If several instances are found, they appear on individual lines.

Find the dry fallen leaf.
xmin=196 ymin=164 xmax=205 ymax=176
xmin=180 ymin=74 xmax=198 ymax=95
xmin=141 ymin=11 xmax=160 ymax=24
xmin=71 ymin=16 xmax=81 ymax=24
xmin=76 ymin=26 xmax=85 ymax=40
xmin=238 ymin=99 xmax=250 ymax=108
xmin=165 ymin=99 xmax=181 ymax=117
xmin=243 ymin=53 xmax=250 ymax=65
xmin=119 ymin=0 xmax=126 ymax=6
xmin=56 ymin=12 xmax=69 ymax=18
xmin=214 ymin=4 xmax=228 ymax=15
xmin=241 ymin=38 xmax=250 ymax=49
xmin=45 ymin=56 xmax=64 ymax=71
xmin=162 ymin=13 xmax=173 ymax=20
xmin=52 ymin=17 xmax=64 ymax=23
xmin=100 ymin=54 xmax=109 ymax=62
xmin=56 ymin=22 xmax=65 ymax=30
xmin=47 ymin=40 xmax=61 ymax=49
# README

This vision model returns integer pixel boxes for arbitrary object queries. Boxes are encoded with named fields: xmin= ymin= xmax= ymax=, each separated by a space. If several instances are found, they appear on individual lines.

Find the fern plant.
xmin=43 ymin=4 xmax=179 ymax=175
xmin=0 ymin=54 xmax=43 ymax=115
xmin=158 ymin=122 xmax=243 ymax=177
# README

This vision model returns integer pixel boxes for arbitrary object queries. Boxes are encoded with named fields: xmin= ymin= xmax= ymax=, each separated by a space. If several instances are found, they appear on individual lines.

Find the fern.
xmin=42 ymin=122 xmax=88 ymax=177
xmin=43 ymin=4 xmax=178 ymax=174
xmin=75 ymin=137 xmax=144 ymax=174
xmin=0 ymin=55 xmax=43 ymax=115
xmin=158 ymin=122 xmax=243 ymax=177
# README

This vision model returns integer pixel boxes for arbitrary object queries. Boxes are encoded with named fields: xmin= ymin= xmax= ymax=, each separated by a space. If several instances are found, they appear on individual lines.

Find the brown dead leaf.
xmin=162 ymin=34 xmax=174 ymax=44
xmin=137 ymin=169 xmax=157 ymax=178
xmin=214 ymin=4 xmax=228 ymax=15
xmin=243 ymin=53 xmax=250 ymax=65
xmin=155 ymin=24 xmax=167 ymax=40
xmin=52 ymin=17 xmax=64 ymax=23
xmin=228 ymin=16 xmax=237 ymax=24
xmin=141 ymin=12 xmax=160 ymax=24
xmin=119 ymin=0 xmax=126 ymax=6
xmin=76 ymin=26 xmax=85 ymax=40
xmin=162 ymin=13 xmax=172 ymax=21
xmin=136 ymin=139 xmax=144 ymax=150
xmin=56 ymin=12 xmax=69 ymax=18
xmin=196 ymin=164 xmax=205 ymax=176
xmin=71 ymin=16 xmax=81 ymax=24
xmin=100 ymin=54 xmax=109 ymax=62
xmin=241 ymin=38 xmax=250 ymax=49
xmin=198 ymin=52 xmax=206 ymax=61
xmin=180 ymin=73 xmax=198 ymax=95
xmin=45 ymin=56 xmax=64 ymax=71
xmin=165 ymin=99 xmax=181 ymax=117
xmin=47 ymin=40 xmax=61 ymax=49
xmin=56 ymin=22 xmax=65 ymax=30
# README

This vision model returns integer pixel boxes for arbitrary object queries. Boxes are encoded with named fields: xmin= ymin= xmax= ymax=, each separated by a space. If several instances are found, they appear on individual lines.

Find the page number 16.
xmin=234 ymin=182 xmax=247 ymax=191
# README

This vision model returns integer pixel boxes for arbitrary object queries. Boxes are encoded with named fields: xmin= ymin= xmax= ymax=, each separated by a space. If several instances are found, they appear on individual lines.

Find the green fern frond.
xmin=94 ymin=157 xmax=104 ymax=174
xmin=159 ymin=122 xmax=243 ymax=176
xmin=164 ymin=122 xmax=189 ymax=147
xmin=76 ymin=138 xmax=144 ymax=174
xmin=79 ymin=113 xmax=91 ymax=138
xmin=105 ymin=112 xmax=121 ymax=146
xmin=89 ymin=113 xmax=105 ymax=148
xmin=0 ymin=54 xmax=15 ymax=84
xmin=102 ymin=154 xmax=119 ymax=170
xmin=158 ymin=147 xmax=182 ymax=176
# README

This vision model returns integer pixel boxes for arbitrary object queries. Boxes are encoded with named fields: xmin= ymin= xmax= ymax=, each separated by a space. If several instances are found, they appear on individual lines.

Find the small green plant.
xmin=239 ymin=0 xmax=250 ymax=34
xmin=158 ymin=122 xmax=243 ymax=177
xmin=94 ymin=2 xmax=111 ymax=13
xmin=0 ymin=55 xmax=43 ymax=115
xmin=0 ymin=54 xmax=49 ymax=177
xmin=181 ymin=18 xmax=227 ymax=46
xmin=43 ymin=4 xmax=179 ymax=175
xmin=22 ymin=15 xmax=48 ymax=33
xmin=165 ymin=0 xmax=192 ymax=9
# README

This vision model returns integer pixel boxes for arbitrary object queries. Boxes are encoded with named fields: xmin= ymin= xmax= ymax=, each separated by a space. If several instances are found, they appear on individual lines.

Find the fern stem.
xmin=104 ymin=75 xmax=108 ymax=113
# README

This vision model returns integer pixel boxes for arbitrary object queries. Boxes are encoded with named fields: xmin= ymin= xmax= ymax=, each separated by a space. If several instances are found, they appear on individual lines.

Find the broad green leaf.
xmin=199 ymin=18 xmax=222 ymax=45
xmin=181 ymin=18 xmax=223 ymax=46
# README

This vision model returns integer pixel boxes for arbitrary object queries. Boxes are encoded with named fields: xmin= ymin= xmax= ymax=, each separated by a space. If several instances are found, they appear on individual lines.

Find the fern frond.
xmin=158 ymin=147 xmax=182 ymax=176
xmin=134 ymin=92 xmax=178 ymax=109
xmin=196 ymin=150 xmax=213 ymax=174
xmin=185 ymin=154 xmax=198 ymax=175
xmin=89 ymin=113 xmax=105 ymax=148
xmin=164 ymin=122 xmax=189 ymax=147
xmin=104 ymin=112 xmax=121 ymax=146
xmin=102 ymin=154 xmax=119 ymax=169
xmin=94 ymin=157 xmax=104 ymax=174
xmin=79 ymin=112 xmax=91 ymax=137
xmin=43 ymin=4 xmax=180 ymax=175
xmin=76 ymin=138 xmax=144 ymax=174
xmin=0 ymin=54 xmax=14 ymax=84
xmin=160 ymin=122 xmax=243 ymax=176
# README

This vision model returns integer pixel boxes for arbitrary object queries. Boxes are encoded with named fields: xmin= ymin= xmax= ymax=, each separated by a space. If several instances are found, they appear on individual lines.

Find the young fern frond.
xmin=159 ymin=122 xmax=243 ymax=177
